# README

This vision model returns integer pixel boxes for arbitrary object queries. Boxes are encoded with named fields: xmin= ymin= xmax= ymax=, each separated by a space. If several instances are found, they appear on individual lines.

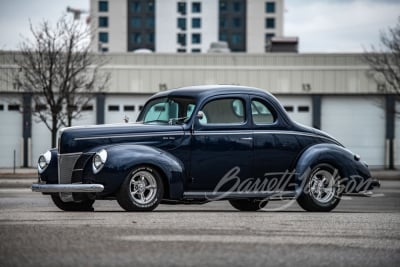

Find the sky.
xmin=0 ymin=0 xmax=399 ymax=53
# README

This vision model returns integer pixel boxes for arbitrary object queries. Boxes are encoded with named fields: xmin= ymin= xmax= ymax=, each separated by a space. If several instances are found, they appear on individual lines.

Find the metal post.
xmin=13 ymin=149 xmax=16 ymax=174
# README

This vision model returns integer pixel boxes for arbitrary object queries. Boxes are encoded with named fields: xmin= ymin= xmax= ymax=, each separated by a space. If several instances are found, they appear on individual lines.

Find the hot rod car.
xmin=32 ymin=85 xmax=380 ymax=212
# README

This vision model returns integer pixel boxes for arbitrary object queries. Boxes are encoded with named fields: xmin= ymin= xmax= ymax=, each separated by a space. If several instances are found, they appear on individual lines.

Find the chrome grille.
xmin=58 ymin=153 xmax=82 ymax=184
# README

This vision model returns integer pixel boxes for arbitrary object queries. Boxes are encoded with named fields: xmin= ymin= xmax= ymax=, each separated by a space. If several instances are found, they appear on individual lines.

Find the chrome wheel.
xmin=129 ymin=170 xmax=158 ymax=205
xmin=309 ymin=169 xmax=337 ymax=204
xmin=117 ymin=166 xmax=163 ymax=211
xmin=297 ymin=163 xmax=342 ymax=212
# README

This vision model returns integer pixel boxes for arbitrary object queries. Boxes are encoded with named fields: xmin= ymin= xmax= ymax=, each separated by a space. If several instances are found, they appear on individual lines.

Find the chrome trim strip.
xmin=32 ymin=183 xmax=104 ymax=193
xmin=183 ymin=191 xmax=296 ymax=198
xmin=74 ymin=131 xmax=184 ymax=141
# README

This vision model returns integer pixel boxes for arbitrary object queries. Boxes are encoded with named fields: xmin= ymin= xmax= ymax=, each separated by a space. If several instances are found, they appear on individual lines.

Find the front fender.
xmin=295 ymin=143 xmax=372 ymax=193
xmin=90 ymin=144 xmax=185 ymax=199
xmin=38 ymin=148 xmax=58 ymax=184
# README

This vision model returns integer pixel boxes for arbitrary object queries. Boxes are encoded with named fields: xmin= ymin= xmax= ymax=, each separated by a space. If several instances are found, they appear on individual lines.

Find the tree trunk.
xmin=51 ymin=115 xmax=58 ymax=148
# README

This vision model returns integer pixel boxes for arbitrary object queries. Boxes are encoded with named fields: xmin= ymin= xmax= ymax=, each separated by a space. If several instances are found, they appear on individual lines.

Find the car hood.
xmin=59 ymin=123 xmax=185 ymax=154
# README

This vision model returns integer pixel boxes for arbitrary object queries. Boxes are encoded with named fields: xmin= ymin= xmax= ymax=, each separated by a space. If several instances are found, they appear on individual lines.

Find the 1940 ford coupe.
xmin=32 ymin=85 xmax=380 ymax=212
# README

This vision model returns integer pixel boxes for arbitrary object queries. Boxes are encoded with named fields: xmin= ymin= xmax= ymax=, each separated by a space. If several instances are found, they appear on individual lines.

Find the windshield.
xmin=138 ymin=97 xmax=196 ymax=125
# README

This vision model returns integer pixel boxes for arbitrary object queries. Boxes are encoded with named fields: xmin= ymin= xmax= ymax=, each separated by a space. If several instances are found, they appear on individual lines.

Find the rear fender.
xmin=295 ymin=143 xmax=372 ymax=193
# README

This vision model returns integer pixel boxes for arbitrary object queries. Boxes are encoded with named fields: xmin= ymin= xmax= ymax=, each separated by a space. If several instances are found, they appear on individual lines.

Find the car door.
xmin=188 ymin=95 xmax=253 ymax=192
xmin=251 ymin=97 xmax=301 ymax=181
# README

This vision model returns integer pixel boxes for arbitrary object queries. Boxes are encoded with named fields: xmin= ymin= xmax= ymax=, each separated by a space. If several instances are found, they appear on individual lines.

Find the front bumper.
xmin=32 ymin=183 xmax=104 ymax=193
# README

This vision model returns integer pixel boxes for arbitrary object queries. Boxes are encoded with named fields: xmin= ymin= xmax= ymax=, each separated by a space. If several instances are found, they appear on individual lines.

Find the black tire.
xmin=297 ymin=163 xmax=342 ymax=212
xmin=51 ymin=193 xmax=95 ymax=211
xmin=117 ymin=166 xmax=164 ymax=211
xmin=229 ymin=199 xmax=268 ymax=211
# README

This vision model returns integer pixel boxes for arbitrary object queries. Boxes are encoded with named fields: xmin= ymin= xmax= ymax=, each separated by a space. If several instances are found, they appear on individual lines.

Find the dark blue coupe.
xmin=32 ymin=85 xmax=380 ymax=212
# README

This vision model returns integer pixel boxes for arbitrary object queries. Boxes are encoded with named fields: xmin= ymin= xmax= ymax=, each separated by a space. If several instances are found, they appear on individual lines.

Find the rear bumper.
xmin=32 ymin=183 xmax=104 ymax=193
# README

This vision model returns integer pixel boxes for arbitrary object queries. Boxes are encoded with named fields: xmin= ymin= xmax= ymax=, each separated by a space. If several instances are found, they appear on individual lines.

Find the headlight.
xmin=92 ymin=149 xmax=107 ymax=174
xmin=38 ymin=150 xmax=52 ymax=174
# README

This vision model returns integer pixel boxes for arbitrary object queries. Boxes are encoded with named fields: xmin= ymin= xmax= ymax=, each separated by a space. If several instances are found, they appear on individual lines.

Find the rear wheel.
xmin=297 ymin=163 xmax=342 ymax=212
xmin=117 ymin=166 xmax=163 ymax=211
xmin=51 ymin=193 xmax=95 ymax=211
xmin=229 ymin=199 xmax=268 ymax=211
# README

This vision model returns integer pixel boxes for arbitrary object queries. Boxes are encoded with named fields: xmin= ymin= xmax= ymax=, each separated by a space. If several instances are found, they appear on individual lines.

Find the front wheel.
xmin=297 ymin=163 xmax=342 ymax=212
xmin=117 ymin=166 xmax=164 ymax=211
xmin=51 ymin=193 xmax=95 ymax=211
xmin=229 ymin=199 xmax=268 ymax=211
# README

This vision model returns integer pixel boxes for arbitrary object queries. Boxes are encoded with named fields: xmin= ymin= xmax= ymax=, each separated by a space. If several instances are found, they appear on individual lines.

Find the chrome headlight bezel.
xmin=38 ymin=150 xmax=52 ymax=174
xmin=92 ymin=149 xmax=107 ymax=174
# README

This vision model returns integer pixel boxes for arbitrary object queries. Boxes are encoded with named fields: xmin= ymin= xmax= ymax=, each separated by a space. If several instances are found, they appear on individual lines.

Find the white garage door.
xmin=31 ymin=101 xmax=96 ymax=167
xmin=105 ymin=95 xmax=151 ymax=124
xmin=0 ymin=97 xmax=23 ymax=168
xmin=321 ymin=96 xmax=385 ymax=168
xmin=276 ymin=96 xmax=312 ymax=127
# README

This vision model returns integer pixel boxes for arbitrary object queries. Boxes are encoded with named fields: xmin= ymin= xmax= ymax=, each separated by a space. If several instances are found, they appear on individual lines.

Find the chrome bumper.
xmin=32 ymin=183 xmax=104 ymax=193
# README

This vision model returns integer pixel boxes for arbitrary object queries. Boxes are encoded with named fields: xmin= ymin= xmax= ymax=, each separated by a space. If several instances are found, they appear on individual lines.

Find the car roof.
xmin=151 ymin=85 xmax=273 ymax=100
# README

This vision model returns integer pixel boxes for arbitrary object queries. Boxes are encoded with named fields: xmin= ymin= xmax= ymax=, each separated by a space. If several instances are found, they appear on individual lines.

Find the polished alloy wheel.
xmin=309 ymin=169 xmax=336 ymax=204
xmin=129 ymin=170 xmax=158 ymax=205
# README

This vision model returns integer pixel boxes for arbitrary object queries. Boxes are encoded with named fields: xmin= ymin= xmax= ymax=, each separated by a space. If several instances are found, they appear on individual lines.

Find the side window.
xmin=251 ymin=100 xmax=275 ymax=124
xmin=200 ymin=98 xmax=245 ymax=125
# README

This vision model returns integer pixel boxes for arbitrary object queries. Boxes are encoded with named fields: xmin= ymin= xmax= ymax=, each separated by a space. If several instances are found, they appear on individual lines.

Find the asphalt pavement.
xmin=0 ymin=174 xmax=399 ymax=267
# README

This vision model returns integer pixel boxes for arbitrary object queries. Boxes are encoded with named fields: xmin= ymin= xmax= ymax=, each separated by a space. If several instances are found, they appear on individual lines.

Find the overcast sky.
xmin=0 ymin=0 xmax=399 ymax=52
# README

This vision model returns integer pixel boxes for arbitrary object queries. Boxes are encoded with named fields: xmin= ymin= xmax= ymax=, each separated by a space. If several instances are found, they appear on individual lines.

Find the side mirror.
xmin=196 ymin=111 xmax=204 ymax=120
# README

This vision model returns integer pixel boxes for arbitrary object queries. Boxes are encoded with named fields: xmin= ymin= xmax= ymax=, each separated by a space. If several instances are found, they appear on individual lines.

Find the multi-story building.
xmin=90 ymin=0 xmax=284 ymax=53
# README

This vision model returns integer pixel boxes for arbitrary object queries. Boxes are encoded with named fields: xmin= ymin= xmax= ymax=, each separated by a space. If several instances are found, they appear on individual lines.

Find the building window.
xmin=99 ymin=1 xmax=108 ymax=12
xmin=298 ymin=106 xmax=310 ymax=112
xmin=177 ymin=2 xmax=186 ymax=15
xmin=265 ymin=18 xmax=275 ymax=29
xmin=266 ymin=2 xmax=275 ymax=13
xmin=233 ymin=17 xmax=241 ymax=28
xmin=231 ymin=34 xmax=242 ymax=45
xmin=99 ymin=17 xmax=108 ymax=28
xmin=131 ymin=17 xmax=141 ymax=27
xmin=0 ymin=104 xmax=4 ymax=111
xmin=99 ymin=32 xmax=108 ymax=43
xmin=82 ymin=105 xmax=93 ymax=111
xmin=192 ymin=49 xmax=201 ymax=53
xmin=124 ymin=105 xmax=135 ymax=111
xmin=108 ymin=105 xmax=119 ymax=111
xmin=131 ymin=33 xmax=142 ymax=44
xmin=35 ymin=104 xmax=47 ymax=112
xmin=177 ymin=48 xmax=186 ymax=53
xmin=101 ymin=47 xmax=109 ymax=52
xmin=265 ymin=33 xmax=275 ymax=41
xmin=220 ymin=1 xmax=227 ymax=12
xmin=233 ymin=2 xmax=242 ymax=12
xmin=284 ymin=106 xmax=294 ymax=112
xmin=192 ymin=2 xmax=201 ymax=13
xmin=131 ymin=2 xmax=141 ymax=12
xmin=192 ymin=18 xmax=201 ymax=28
xmin=177 ymin=18 xmax=186 ymax=30
xmin=177 ymin=33 xmax=186 ymax=46
xmin=147 ymin=1 xmax=154 ymax=12
xmin=146 ymin=17 xmax=154 ymax=28
xmin=148 ymin=32 xmax=154 ymax=43
xmin=219 ymin=33 xmax=227 ymax=42
xmin=8 ymin=104 xmax=20 ymax=111
xmin=192 ymin=33 xmax=201 ymax=44
xmin=219 ymin=18 xmax=227 ymax=28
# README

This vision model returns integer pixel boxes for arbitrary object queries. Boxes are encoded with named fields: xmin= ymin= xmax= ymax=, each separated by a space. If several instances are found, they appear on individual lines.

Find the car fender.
xmin=90 ymin=144 xmax=185 ymax=199
xmin=295 ymin=143 xmax=371 ymax=193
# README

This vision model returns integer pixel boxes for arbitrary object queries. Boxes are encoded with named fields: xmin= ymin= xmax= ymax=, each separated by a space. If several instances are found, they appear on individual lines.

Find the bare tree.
xmin=363 ymin=17 xmax=400 ymax=95
xmin=13 ymin=15 xmax=109 ymax=147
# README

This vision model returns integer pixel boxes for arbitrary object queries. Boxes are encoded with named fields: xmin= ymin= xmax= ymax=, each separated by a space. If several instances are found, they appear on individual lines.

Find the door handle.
xmin=240 ymin=137 xmax=253 ymax=141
